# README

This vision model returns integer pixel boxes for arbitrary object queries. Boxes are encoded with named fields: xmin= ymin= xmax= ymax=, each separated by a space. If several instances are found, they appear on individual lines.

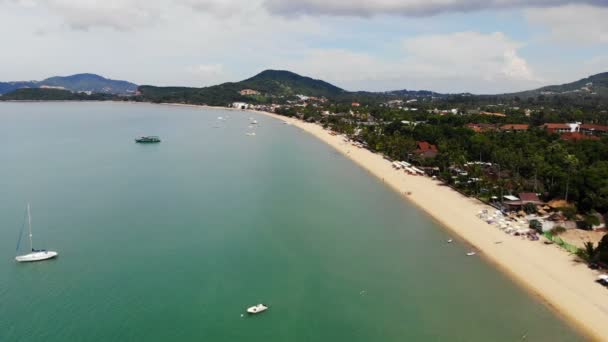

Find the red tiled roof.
xmin=519 ymin=192 xmax=541 ymax=203
xmin=542 ymin=123 xmax=570 ymax=129
xmin=500 ymin=124 xmax=529 ymax=131
xmin=561 ymin=132 xmax=601 ymax=141
xmin=580 ymin=124 xmax=608 ymax=132
xmin=479 ymin=111 xmax=507 ymax=117
xmin=416 ymin=141 xmax=438 ymax=152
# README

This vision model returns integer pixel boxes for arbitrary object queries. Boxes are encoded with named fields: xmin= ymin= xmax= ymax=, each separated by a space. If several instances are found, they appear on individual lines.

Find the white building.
xmin=232 ymin=102 xmax=248 ymax=109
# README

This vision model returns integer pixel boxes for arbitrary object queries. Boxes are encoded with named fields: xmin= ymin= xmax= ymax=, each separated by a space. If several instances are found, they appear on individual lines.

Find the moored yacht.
xmin=15 ymin=204 xmax=58 ymax=262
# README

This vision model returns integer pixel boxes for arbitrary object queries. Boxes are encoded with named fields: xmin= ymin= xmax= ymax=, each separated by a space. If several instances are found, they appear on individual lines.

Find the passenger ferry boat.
xmin=135 ymin=136 xmax=161 ymax=143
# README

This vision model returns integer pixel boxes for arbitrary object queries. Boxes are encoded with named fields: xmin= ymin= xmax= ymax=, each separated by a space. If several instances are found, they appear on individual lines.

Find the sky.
xmin=1 ymin=0 xmax=608 ymax=94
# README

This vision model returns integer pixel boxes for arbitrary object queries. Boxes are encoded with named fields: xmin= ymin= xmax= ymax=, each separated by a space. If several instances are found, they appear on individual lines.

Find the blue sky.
xmin=1 ymin=0 xmax=607 ymax=94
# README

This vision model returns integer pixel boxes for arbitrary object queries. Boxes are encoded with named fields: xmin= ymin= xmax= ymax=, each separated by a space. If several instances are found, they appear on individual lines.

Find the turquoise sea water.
xmin=0 ymin=102 xmax=583 ymax=341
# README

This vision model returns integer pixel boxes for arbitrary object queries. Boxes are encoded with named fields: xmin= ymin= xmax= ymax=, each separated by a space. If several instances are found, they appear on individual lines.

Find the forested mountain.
xmin=237 ymin=70 xmax=345 ymax=97
xmin=137 ymin=69 xmax=346 ymax=105
xmin=506 ymin=72 xmax=608 ymax=99
xmin=0 ymin=74 xmax=137 ymax=95
xmin=40 ymin=74 xmax=137 ymax=94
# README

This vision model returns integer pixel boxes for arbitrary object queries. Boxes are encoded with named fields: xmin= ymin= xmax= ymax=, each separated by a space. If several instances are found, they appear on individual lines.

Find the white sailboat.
xmin=15 ymin=204 xmax=58 ymax=262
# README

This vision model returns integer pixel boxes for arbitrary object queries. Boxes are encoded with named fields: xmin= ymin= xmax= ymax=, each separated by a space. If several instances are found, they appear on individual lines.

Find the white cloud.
xmin=264 ymin=0 xmax=608 ymax=17
xmin=8 ymin=0 xmax=162 ymax=30
xmin=402 ymin=31 xmax=537 ymax=82
xmin=281 ymin=49 xmax=394 ymax=83
xmin=9 ymin=0 xmax=608 ymax=32
xmin=281 ymin=32 xmax=541 ymax=93
xmin=187 ymin=63 xmax=224 ymax=78
xmin=526 ymin=5 xmax=608 ymax=45
xmin=179 ymin=0 xmax=261 ymax=16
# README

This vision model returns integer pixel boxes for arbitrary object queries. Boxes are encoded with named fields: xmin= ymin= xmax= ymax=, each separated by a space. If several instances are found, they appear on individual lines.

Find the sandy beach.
xmin=242 ymin=109 xmax=608 ymax=341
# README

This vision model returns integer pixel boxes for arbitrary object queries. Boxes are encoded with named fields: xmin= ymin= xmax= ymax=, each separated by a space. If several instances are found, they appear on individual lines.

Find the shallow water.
xmin=0 ymin=102 xmax=583 ymax=341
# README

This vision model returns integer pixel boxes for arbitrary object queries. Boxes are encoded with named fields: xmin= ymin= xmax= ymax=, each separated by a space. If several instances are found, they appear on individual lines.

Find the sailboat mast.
xmin=27 ymin=203 xmax=33 ymax=251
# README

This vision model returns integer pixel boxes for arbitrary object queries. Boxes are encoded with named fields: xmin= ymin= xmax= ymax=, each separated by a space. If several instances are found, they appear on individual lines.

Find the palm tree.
xmin=564 ymin=154 xmax=579 ymax=202
xmin=576 ymin=241 xmax=597 ymax=263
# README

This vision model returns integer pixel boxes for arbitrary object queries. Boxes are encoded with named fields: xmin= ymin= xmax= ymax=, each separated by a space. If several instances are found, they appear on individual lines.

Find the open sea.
xmin=0 ymin=102 xmax=583 ymax=341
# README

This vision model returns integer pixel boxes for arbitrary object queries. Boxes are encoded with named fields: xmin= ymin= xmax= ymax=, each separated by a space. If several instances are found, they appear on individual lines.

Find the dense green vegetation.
xmin=276 ymin=104 xmax=608 ymax=220
xmin=0 ymin=88 xmax=118 ymax=101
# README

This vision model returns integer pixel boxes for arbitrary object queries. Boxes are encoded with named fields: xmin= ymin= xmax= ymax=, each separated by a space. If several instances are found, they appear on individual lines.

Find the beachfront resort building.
xmin=239 ymin=89 xmax=260 ymax=96
xmin=414 ymin=141 xmax=438 ymax=159
xmin=232 ymin=102 xmax=249 ymax=110
xmin=580 ymin=124 xmax=608 ymax=136
xmin=542 ymin=123 xmax=579 ymax=134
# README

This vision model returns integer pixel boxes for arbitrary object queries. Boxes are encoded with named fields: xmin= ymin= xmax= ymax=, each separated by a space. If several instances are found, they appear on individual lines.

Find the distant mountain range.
xmin=0 ymin=73 xmax=137 ymax=95
xmin=2 ymin=70 xmax=608 ymax=105
xmin=504 ymin=72 xmax=608 ymax=99
xmin=138 ymin=69 xmax=608 ymax=105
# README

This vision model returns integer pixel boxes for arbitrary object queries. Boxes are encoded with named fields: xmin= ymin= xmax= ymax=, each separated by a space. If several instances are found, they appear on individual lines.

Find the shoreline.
xmin=236 ymin=106 xmax=607 ymax=341
xmin=154 ymin=101 xmax=607 ymax=339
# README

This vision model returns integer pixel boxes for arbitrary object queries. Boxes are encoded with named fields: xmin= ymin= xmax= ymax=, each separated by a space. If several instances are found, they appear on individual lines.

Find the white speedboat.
xmin=246 ymin=132 xmax=256 ymax=136
xmin=246 ymin=304 xmax=268 ymax=314
xmin=15 ymin=203 xmax=58 ymax=263
xmin=466 ymin=251 xmax=476 ymax=256
xmin=447 ymin=239 xmax=453 ymax=243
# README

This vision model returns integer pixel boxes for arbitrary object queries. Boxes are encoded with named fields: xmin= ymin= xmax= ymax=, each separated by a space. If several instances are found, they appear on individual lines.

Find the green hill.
xmin=138 ymin=70 xmax=346 ymax=106
xmin=0 ymin=73 xmax=137 ymax=95
xmin=503 ymin=72 xmax=608 ymax=99
xmin=40 ymin=73 xmax=137 ymax=94
xmin=236 ymin=70 xmax=344 ymax=97
xmin=0 ymin=88 xmax=117 ymax=101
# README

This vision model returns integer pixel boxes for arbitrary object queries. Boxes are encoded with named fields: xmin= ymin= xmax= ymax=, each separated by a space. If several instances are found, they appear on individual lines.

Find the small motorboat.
xmin=466 ymin=252 xmax=476 ymax=256
xmin=135 ymin=136 xmax=161 ymax=143
xmin=246 ymin=304 xmax=268 ymax=314
xmin=447 ymin=239 xmax=453 ymax=243
xmin=246 ymin=132 xmax=256 ymax=136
